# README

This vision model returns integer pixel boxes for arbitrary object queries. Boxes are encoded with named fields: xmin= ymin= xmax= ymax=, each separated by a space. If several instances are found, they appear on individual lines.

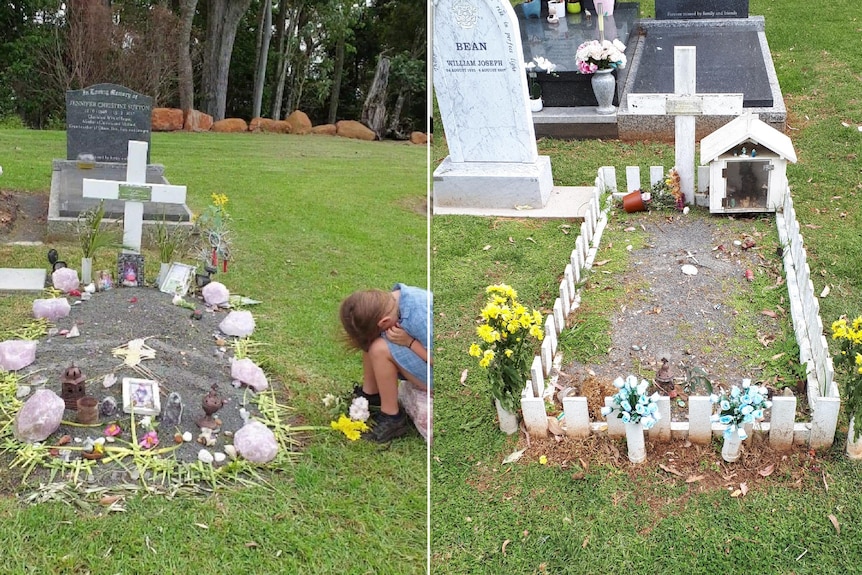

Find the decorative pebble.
xmin=198 ymin=449 xmax=214 ymax=464
xmin=213 ymin=452 xmax=226 ymax=463
xmin=80 ymin=292 xmax=91 ymax=301
xmin=681 ymin=264 xmax=698 ymax=276
xmin=733 ymin=240 xmax=742 ymax=246
xmin=102 ymin=374 xmax=117 ymax=388
xmin=15 ymin=385 xmax=31 ymax=399
xmin=224 ymin=445 xmax=237 ymax=460
xmin=223 ymin=430 xmax=233 ymax=438
xmin=182 ymin=431 xmax=193 ymax=442
xmin=84 ymin=283 xmax=96 ymax=294
xmin=105 ymin=436 xmax=116 ymax=443
xmin=631 ymin=345 xmax=640 ymax=351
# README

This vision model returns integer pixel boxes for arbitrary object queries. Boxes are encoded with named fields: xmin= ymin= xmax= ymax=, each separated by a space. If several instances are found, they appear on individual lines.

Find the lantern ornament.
xmin=61 ymin=364 xmax=86 ymax=410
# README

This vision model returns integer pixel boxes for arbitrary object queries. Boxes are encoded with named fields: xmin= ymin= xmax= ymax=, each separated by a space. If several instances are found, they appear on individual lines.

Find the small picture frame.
xmin=122 ymin=377 xmax=161 ymax=416
xmin=117 ymin=253 xmax=145 ymax=287
xmin=159 ymin=262 xmax=195 ymax=296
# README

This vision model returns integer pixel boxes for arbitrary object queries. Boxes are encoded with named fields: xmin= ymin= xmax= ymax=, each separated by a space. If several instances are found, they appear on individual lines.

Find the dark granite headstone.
xmin=66 ymin=83 xmax=152 ymax=163
xmin=629 ymin=28 xmax=772 ymax=107
xmin=655 ymin=0 xmax=748 ymax=19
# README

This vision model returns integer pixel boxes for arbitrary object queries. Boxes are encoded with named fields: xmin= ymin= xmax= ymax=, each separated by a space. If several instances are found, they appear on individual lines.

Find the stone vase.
xmin=846 ymin=418 xmax=862 ymax=460
xmin=722 ymin=428 xmax=743 ymax=462
xmin=495 ymin=398 xmax=519 ymax=435
xmin=625 ymin=421 xmax=646 ymax=464
xmin=81 ymin=257 xmax=93 ymax=285
xmin=591 ymin=69 xmax=616 ymax=114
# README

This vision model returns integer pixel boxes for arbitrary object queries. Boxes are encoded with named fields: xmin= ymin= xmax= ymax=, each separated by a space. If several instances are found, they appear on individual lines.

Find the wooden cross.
xmin=627 ymin=46 xmax=744 ymax=204
xmin=82 ymin=140 xmax=187 ymax=254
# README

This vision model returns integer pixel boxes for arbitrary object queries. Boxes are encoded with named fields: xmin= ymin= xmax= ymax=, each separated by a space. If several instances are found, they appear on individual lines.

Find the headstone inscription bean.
xmin=66 ymin=84 xmax=152 ymax=163
xmin=432 ymin=0 xmax=554 ymax=210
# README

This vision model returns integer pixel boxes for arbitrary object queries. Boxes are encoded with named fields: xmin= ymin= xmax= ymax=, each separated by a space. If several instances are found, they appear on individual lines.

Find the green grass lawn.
xmin=432 ymin=0 xmax=862 ymax=573
xmin=0 ymin=130 xmax=428 ymax=574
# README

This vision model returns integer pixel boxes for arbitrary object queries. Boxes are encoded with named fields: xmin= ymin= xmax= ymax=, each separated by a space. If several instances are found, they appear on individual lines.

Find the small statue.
xmin=655 ymin=358 xmax=674 ymax=389
xmin=197 ymin=384 xmax=225 ymax=430
xmin=98 ymin=270 xmax=113 ymax=291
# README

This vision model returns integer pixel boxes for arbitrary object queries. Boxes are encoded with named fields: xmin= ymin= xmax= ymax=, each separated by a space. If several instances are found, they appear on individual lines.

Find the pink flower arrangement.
xmin=575 ymin=39 xmax=627 ymax=73
xmin=139 ymin=430 xmax=159 ymax=449
xmin=104 ymin=423 xmax=122 ymax=437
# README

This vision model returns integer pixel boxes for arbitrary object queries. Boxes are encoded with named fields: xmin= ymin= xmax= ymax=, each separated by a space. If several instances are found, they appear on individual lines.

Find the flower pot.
xmin=622 ymin=191 xmax=646 ymax=213
xmin=846 ymin=418 xmax=862 ymax=460
xmin=590 ymin=68 xmax=616 ymax=114
xmin=530 ymin=97 xmax=544 ymax=112
xmin=495 ymin=398 xmax=519 ymax=435
xmin=624 ymin=421 xmax=646 ymax=464
xmin=81 ymin=257 xmax=93 ymax=285
xmin=76 ymin=396 xmax=99 ymax=425
xmin=522 ymin=0 xmax=541 ymax=18
xmin=566 ymin=0 xmax=581 ymax=13
xmin=722 ymin=428 xmax=743 ymax=462
xmin=547 ymin=0 xmax=565 ymax=18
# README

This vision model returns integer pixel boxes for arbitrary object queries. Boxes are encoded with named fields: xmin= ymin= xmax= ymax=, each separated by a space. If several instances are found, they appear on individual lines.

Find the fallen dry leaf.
xmin=502 ymin=448 xmax=527 ymax=465
xmin=770 ymin=353 xmax=785 ymax=361
xmin=508 ymin=237 xmax=515 ymax=244
xmin=659 ymin=464 xmax=684 ymax=477
xmin=820 ymin=285 xmax=831 ymax=298
xmin=460 ymin=369 xmax=468 ymax=385
xmin=593 ymin=259 xmax=610 ymax=267
xmin=730 ymin=489 xmax=742 ymax=498
xmin=686 ymin=474 xmax=706 ymax=483
xmin=805 ymin=224 xmax=822 ymax=229
xmin=761 ymin=310 xmax=778 ymax=318
xmin=482 ymin=245 xmax=491 ymax=251
xmin=740 ymin=482 xmax=749 ymax=496
xmin=759 ymin=464 xmax=775 ymax=477
xmin=100 ymin=495 xmax=122 ymax=506
xmin=245 ymin=541 xmax=260 ymax=548
xmin=828 ymin=514 xmax=840 ymax=535
xmin=547 ymin=417 xmax=564 ymax=436
xmin=526 ymin=237 xmax=536 ymax=243
xmin=582 ymin=536 xmax=590 ymax=548
xmin=502 ymin=539 xmax=511 ymax=555
xmin=579 ymin=457 xmax=590 ymax=472
xmin=624 ymin=226 xmax=636 ymax=232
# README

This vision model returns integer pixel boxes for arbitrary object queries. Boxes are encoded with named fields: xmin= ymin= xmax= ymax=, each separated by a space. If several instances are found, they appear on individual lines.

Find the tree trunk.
xmin=251 ymin=0 xmax=272 ymax=119
xmin=177 ymin=0 xmax=197 ymax=113
xmin=202 ymin=0 xmax=252 ymax=121
xmin=386 ymin=90 xmax=405 ymax=139
xmin=270 ymin=2 xmax=299 ymax=120
xmin=326 ymin=34 xmax=345 ymax=124
xmin=361 ymin=56 xmax=390 ymax=139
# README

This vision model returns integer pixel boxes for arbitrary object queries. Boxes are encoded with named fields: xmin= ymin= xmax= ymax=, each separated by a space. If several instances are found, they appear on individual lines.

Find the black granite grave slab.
xmin=629 ymin=27 xmax=772 ymax=107
xmin=66 ymin=84 xmax=152 ymax=163
xmin=655 ymin=0 xmax=748 ymax=20
xmin=52 ymin=161 xmax=190 ymax=222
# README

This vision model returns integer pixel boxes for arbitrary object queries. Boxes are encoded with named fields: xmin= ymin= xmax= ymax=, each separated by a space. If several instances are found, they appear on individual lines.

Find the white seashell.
xmin=197 ymin=449 xmax=214 ymax=464
xmin=213 ymin=452 xmax=226 ymax=463
xmin=681 ymin=264 xmax=698 ymax=276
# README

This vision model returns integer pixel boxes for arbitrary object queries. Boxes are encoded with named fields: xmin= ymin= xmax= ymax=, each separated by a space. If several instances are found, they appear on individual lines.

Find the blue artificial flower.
xmin=709 ymin=394 xmax=719 ymax=403
xmin=621 ymin=400 xmax=632 ymax=413
xmin=753 ymin=409 xmax=763 ymax=419
xmin=742 ymin=378 xmax=751 ymax=389
xmin=637 ymin=380 xmax=649 ymax=396
xmin=738 ymin=428 xmax=748 ymax=440
xmin=642 ymin=415 xmax=656 ymax=430
xmin=720 ymin=400 xmax=731 ymax=411
xmin=601 ymin=405 xmax=613 ymax=417
xmin=621 ymin=412 xmax=631 ymax=423
xmin=719 ymin=415 xmax=733 ymax=425
xmin=741 ymin=405 xmax=753 ymax=415
xmin=613 ymin=377 xmax=625 ymax=389
xmin=730 ymin=386 xmax=741 ymax=399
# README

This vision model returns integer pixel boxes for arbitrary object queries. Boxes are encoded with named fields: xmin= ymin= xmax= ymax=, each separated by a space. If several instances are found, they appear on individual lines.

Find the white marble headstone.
xmin=433 ymin=0 xmax=536 ymax=164
xmin=433 ymin=0 xmax=553 ymax=210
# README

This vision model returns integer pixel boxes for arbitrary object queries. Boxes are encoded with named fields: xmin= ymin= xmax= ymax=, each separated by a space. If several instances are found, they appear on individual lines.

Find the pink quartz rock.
xmin=0 ymin=340 xmax=37 ymax=371
xmin=219 ymin=310 xmax=255 ymax=337
xmin=233 ymin=420 xmax=278 ymax=463
xmin=14 ymin=389 xmax=66 ymax=442
xmin=230 ymin=357 xmax=269 ymax=392
xmin=202 ymin=281 xmax=230 ymax=306
xmin=51 ymin=268 xmax=80 ymax=293
xmin=32 ymin=298 xmax=71 ymax=320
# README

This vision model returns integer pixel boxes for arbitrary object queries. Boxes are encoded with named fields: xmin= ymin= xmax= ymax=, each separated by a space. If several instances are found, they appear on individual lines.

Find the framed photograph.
xmin=117 ymin=253 xmax=145 ymax=287
xmin=159 ymin=262 xmax=195 ymax=296
xmin=122 ymin=377 xmax=161 ymax=416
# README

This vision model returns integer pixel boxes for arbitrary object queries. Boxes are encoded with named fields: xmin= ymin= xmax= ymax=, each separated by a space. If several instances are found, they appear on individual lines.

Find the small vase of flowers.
xmin=469 ymin=284 xmax=545 ymax=434
xmin=710 ymin=380 xmax=772 ymax=462
xmin=601 ymin=375 xmax=661 ymax=463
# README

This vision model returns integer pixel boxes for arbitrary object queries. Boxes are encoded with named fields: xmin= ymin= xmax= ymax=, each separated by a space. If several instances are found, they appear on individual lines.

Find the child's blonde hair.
xmin=339 ymin=290 xmax=392 ymax=352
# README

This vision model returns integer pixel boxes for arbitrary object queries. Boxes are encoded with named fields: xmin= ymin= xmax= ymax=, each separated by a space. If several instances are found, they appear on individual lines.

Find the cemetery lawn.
xmin=0 ymin=129 xmax=428 ymax=574
xmin=432 ymin=0 xmax=862 ymax=572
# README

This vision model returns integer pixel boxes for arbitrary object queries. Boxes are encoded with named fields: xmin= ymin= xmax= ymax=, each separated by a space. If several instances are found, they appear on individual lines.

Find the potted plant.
xmin=147 ymin=214 xmax=192 ymax=285
xmin=525 ymin=61 xmax=543 ymax=112
xmin=601 ymin=375 xmax=661 ymax=463
xmin=831 ymin=316 xmax=862 ymax=458
xmin=76 ymin=200 xmax=121 ymax=284
xmin=709 ymin=380 xmax=772 ymax=462
xmin=194 ymin=192 xmax=232 ymax=275
xmin=469 ymin=284 xmax=545 ymax=434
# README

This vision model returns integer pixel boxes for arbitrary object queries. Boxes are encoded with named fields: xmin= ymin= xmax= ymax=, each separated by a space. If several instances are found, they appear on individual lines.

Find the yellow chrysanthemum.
xmin=504 ymin=349 xmax=514 ymax=358
xmin=469 ymin=343 xmax=482 ymax=357
xmin=330 ymin=414 xmax=369 ymax=441
xmin=529 ymin=325 xmax=545 ymax=340
xmin=479 ymin=349 xmax=495 ymax=368
xmin=477 ymin=324 xmax=495 ymax=343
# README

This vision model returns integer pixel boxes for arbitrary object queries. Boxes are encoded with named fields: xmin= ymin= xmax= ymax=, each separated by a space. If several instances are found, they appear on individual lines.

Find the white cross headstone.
xmin=627 ymin=46 xmax=744 ymax=204
xmin=82 ymin=140 xmax=187 ymax=254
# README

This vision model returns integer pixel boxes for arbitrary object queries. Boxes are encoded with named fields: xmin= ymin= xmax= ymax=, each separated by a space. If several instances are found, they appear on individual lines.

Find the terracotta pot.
xmin=622 ymin=191 xmax=646 ymax=213
xmin=76 ymin=396 xmax=99 ymax=424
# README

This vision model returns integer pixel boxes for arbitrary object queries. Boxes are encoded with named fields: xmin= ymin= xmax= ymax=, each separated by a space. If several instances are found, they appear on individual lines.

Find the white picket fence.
xmin=520 ymin=166 xmax=840 ymax=450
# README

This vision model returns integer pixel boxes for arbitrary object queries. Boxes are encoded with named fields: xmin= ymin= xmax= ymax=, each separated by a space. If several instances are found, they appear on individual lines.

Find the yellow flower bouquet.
xmin=469 ymin=284 xmax=544 ymax=413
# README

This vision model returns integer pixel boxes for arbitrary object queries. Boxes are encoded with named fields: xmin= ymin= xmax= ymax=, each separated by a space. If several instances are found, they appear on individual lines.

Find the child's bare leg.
xmin=367 ymin=337 xmax=401 ymax=416
xmin=361 ymin=351 xmax=379 ymax=395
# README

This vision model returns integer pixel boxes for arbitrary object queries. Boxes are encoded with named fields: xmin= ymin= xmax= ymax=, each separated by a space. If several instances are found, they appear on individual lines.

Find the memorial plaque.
xmin=66 ymin=83 xmax=152 ymax=163
xmin=656 ymin=0 xmax=748 ymax=20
